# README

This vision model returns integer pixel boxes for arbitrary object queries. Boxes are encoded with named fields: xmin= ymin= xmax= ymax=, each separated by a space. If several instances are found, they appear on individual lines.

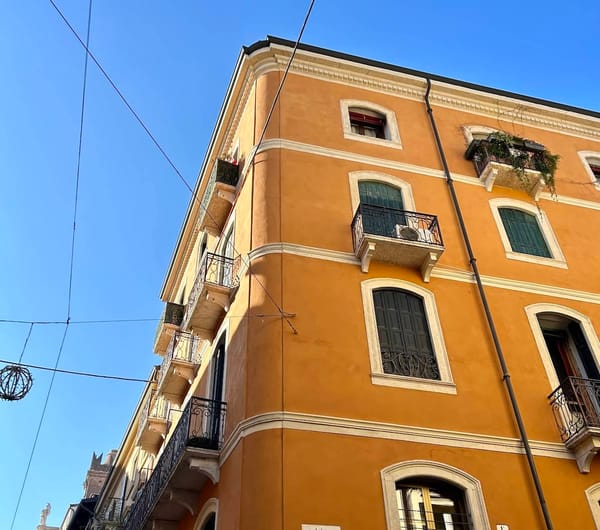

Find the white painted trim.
xmin=462 ymin=124 xmax=497 ymax=145
xmin=193 ymin=497 xmax=218 ymax=530
xmin=360 ymin=278 xmax=455 ymax=393
xmin=489 ymin=198 xmax=567 ymax=268
xmin=525 ymin=303 xmax=600 ymax=390
xmin=586 ymin=483 xmax=600 ymax=529
xmin=348 ymin=171 xmax=416 ymax=214
xmin=255 ymin=138 xmax=600 ymax=211
xmin=247 ymin=242 xmax=600 ymax=304
xmin=381 ymin=460 xmax=491 ymax=530
xmin=218 ymin=410 xmax=572 ymax=466
xmin=340 ymin=99 xmax=402 ymax=149
xmin=578 ymin=151 xmax=600 ymax=191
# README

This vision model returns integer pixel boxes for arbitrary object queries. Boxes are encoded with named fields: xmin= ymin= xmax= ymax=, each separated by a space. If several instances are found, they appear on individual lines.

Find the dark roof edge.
xmin=245 ymin=36 xmax=600 ymax=121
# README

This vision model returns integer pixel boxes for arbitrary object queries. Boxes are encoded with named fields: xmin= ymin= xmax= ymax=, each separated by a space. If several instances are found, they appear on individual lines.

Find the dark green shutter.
xmin=568 ymin=322 xmax=600 ymax=380
xmin=358 ymin=182 xmax=405 ymax=236
xmin=373 ymin=289 xmax=440 ymax=380
xmin=499 ymin=208 xmax=551 ymax=258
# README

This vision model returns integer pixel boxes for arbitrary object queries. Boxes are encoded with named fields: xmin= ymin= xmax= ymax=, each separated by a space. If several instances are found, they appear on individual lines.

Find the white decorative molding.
xmin=254 ymin=138 xmax=600 ymax=211
xmin=193 ymin=497 xmax=219 ymax=530
xmin=253 ymin=46 xmax=600 ymax=142
xmin=488 ymin=198 xmax=567 ymax=268
xmin=218 ymin=411 xmax=572 ymax=466
xmin=246 ymin=242 xmax=600 ymax=305
xmin=381 ymin=460 xmax=491 ymax=530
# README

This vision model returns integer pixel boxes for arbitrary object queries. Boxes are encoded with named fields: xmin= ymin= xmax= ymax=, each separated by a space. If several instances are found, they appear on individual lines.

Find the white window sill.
xmin=371 ymin=373 xmax=457 ymax=394
xmin=505 ymin=251 xmax=568 ymax=269
xmin=343 ymin=132 xmax=403 ymax=150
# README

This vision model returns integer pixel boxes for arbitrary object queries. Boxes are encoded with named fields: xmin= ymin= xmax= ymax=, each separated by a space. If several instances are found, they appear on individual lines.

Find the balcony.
xmin=198 ymin=159 xmax=240 ymax=236
xmin=549 ymin=377 xmax=600 ymax=473
xmin=351 ymin=204 xmax=444 ymax=281
xmin=181 ymin=252 xmax=240 ymax=339
xmin=465 ymin=136 xmax=549 ymax=199
xmin=87 ymin=497 xmax=124 ymax=530
xmin=123 ymin=397 xmax=226 ymax=530
xmin=157 ymin=332 xmax=201 ymax=403
xmin=153 ymin=302 xmax=185 ymax=355
xmin=136 ymin=392 xmax=170 ymax=453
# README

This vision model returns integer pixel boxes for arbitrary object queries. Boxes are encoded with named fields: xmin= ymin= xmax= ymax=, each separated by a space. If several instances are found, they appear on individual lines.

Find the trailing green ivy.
xmin=474 ymin=131 xmax=559 ymax=196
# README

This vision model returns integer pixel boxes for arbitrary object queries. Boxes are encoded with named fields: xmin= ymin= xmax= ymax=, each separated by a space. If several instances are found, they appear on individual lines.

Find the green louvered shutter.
xmin=499 ymin=208 xmax=551 ymax=258
xmin=373 ymin=289 xmax=440 ymax=380
xmin=358 ymin=182 xmax=405 ymax=236
xmin=568 ymin=322 xmax=600 ymax=380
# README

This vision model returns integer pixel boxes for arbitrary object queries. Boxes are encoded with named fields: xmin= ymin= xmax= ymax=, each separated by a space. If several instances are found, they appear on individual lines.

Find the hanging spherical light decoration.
xmin=0 ymin=364 xmax=33 ymax=401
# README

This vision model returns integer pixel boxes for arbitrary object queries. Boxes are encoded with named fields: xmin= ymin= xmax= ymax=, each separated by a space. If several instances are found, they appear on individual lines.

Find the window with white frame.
xmin=586 ymin=483 xmax=600 ymax=529
xmin=489 ymin=198 xmax=566 ymax=268
xmin=361 ymin=278 xmax=455 ymax=394
xmin=578 ymin=151 xmax=600 ymax=190
xmin=340 ymin=100 xmax=402 ymax=148
xmin=381 ymin=461 xmax=491 ymax=530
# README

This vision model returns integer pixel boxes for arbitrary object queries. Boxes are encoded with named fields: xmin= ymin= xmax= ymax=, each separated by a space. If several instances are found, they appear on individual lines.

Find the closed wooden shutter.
xmin=373 ymin=289 xmax=440 ymax=380
xmin=499 ymin=208 xmax=551 ymax=258
xmin=568 ymin=322 xmax=600 ymax=380
xmin=359 ymin=182 xmax=405 ymax=236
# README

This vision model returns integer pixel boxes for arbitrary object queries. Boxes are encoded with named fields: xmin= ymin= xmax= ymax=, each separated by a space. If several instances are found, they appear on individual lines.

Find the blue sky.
xmin=1 ymin=1 xmax=598 ymax=528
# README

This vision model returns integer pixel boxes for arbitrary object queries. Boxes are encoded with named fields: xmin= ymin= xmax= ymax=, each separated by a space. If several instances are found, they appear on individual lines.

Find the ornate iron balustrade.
xmin=548 ymin=377 xmax=600 ymax=442
xmin=352 ymin=204 xmax=443 ymax=250
xmin=123 ymin=397 xmax=226 ymax=530
xmin=200 ymin=159 xmax=240 ymax=213
xmin=153 ymin=302 xmax=184 ymax=349
xmin=182 ymin=252 xmax=241 ymax=327
xmin=465 ymin=138 xmax=546 ymax=177
xmin=399 ymin=508 xmax=472 ymax=529
xmin=87 ymin=497 xmax=125 ymax=529
xmin=157 ymin=332 xmax=201 ymax=391
xmin=137 ymin=392 xmax=169 ymax=439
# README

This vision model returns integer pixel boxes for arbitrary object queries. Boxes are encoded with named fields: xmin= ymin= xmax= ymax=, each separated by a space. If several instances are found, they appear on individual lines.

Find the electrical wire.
xmin=9 ymin=3 xmax=93 ymax=529
xmin=17 ymin=323 xmax=34 ymax=363
xmin=46 ymin=0 xmax=317 ymax=335
xmin=0 ymin=358 xmax=151 ymax=383
xmin=0 ymin=318 xmax=159 ymax=325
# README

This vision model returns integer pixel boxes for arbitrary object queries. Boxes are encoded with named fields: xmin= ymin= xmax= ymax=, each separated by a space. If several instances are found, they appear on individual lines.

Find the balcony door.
xmin=358 ymin=181 xmax=405 ymax=235
xmin=209 ymin=335 xmax=226 ymax=445
xmin=540 ymin=314 xmax=600 ymax=424
xmin=220 ymin=226 xmax=235 ymax=286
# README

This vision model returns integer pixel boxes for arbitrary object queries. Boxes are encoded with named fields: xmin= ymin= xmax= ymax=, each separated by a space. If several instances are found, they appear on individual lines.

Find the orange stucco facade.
xmin=92 ymin=38 xmax=600 ymax=530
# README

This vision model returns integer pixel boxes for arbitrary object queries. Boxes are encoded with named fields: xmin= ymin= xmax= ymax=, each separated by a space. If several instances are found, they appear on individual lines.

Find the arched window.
xmin=373 ymin=289 xmax=439 ymax=380
xmin=381 ymin=461 xmax=490 ymax=530
xmin=489 ymin=198 xmax=566 ymax=268
xmin=361 ymin=279 xmax=454 ymax=394
xmin=358 ymin=181 xmax=406 ymax=235
xmin=340 ymin=100 xmax=402 ymax=148
xmin=578 ymin=151 xmax=600 ymax=190
xmin=498 ymin=207 xmax=551 ymax=257
xmin=396 ymin=478 xmax=470 ymax=529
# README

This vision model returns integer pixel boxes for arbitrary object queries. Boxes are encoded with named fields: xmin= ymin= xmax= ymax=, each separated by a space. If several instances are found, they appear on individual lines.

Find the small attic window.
xmin=349 ymin=108 xmax=386 ymax=139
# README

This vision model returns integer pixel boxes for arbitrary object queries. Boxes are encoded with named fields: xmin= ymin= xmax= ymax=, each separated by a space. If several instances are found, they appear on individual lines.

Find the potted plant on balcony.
xmin=467 ymin=131 xmax=559 ymax=197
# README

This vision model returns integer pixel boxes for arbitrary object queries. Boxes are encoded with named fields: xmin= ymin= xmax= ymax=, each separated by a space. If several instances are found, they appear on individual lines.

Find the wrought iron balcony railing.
xmin=182 ymin=252 xmax=241 ymax=331
xmin=399 ymin=508 xmax=472 ymax=529
xmin=156 ymin=331 xmax=201 ymax=392
xmin=200 ymin=159 xmax=240 ymax=212
xmin=549 ymin=377 xmax=600 ymax=442
xmin=137 ymin=392 xmax=169 ymax=439
xmin=352 ymin=204 xmax=443 ymax=249
xmin=153 ymin=302 xmax=185 ymax=354
xmin=466 ymin=138 xmax=546 ymax=177
xmin=123 ymin=397 xmax=226 ymax=530
xmin=87 ymin=497 xmax=125 ymax=529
